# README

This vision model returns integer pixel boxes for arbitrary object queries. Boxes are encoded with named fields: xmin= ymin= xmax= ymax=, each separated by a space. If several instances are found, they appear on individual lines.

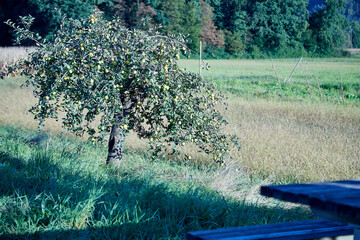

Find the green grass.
xmin=179 ymin=58 xmax=360 ymax=104
xmin=0 ymin=126 xmax=310 ymax=239
xmin=0 ymin=76 xmax=25 ymax=89
xmin=0 ymin=56 xmax=359 ymax=238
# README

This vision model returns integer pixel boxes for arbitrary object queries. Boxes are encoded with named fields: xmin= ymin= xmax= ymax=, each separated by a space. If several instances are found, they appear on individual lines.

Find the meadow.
xmin=179 ymin=58 xmax=360 ymax=182
xmin=0 ymin=47 xmax=359 ymax=239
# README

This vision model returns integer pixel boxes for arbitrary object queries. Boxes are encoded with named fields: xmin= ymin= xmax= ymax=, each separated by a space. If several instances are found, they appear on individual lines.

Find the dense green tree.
xmin=308 ymin=0 xmax=347 ymax=54
xmin=351 ymin=21 xmax=360 ymax=48
xmin=1 ymin=0 xmax=357 ymax=56
xmin=345 ymin=0 xmax=360 ymax=22
xmin=0 ymin=0 xmax=112 ymax=46
xmin=249 ymin=0 xmax=308 ymax=55
xmin=0 ymin=0 xmax=39 ymax=46
xmin=182 ymin=1 xmax=202 ymax=50
xmin=204 ymin=0 xmax=247 ymax=55
xmin=223 ymin=30 xmax=244 ymax=55
xmin=216 ymin=0 xmax=248 ymax=35
xmin=155 ymin=1 xmax=182 ymax=32
xmin=30 ymin=0 xmax=96 ymax=39
xmin=155 ymin=0 xmax=201 ymax=50
xmin=102 ymin=0 xmax=156 ymax=28
xmin=199 ymin=0 xmax=224 ymax=48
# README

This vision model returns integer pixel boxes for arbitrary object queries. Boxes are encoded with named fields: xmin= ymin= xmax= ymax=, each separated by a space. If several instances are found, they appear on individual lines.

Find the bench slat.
xmin=186 ymin=219 xmax=354 ymax=240
xmin=188 ymin=219 xmax=343 ymax=237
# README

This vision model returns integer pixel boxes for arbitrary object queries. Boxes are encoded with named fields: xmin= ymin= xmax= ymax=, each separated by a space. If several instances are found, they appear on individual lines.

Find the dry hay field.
xmin=1 ymin=48 xmax=359 ymax=183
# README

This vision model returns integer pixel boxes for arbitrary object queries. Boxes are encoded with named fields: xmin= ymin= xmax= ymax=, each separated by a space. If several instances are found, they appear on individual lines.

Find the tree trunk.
xmin=106 ymin=125 xmax=125 ymax=167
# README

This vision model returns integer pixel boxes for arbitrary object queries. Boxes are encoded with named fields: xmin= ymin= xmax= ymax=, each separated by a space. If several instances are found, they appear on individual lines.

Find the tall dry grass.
xmin=0 ymin=47 xmax=35 ymax=75
xmin=225 ymin=99 xmax=360 ymax=183
xmin=1 ymin=49 xmax=359 ymax=183
xmin=1 ymin=76 xmax=359 ymax=183
xmin=0 ymin=47 xmax=34 ymax=61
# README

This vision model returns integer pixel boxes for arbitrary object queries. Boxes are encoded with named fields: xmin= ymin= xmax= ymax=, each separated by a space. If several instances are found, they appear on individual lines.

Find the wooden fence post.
xmin=199 ymin=40 xmax=202 ymax=76
xmin=285 ymin=57 xmax=303 ymax=84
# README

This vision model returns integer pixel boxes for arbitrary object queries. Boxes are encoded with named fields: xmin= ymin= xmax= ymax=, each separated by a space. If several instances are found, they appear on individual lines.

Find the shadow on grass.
xmin=0 ymin=127 xmax=311 ymax=239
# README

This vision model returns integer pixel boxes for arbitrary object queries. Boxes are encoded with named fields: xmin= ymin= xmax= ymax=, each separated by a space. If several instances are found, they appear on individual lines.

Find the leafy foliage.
xmin=155 ymin=0 xmax=201 ymax=51
xmin=1 ymin=0 xmax=359 ymax=57
xmin=0 ymin=0 xmax=102 ymax=46
xmin=351 ymin=21 xmax=360 ymax=48
xmin=199 ymin=0 xmax=224 ymax=49
xmin=6 ymin=11 xmax=239 ymax=163
xmin=308 ymin=0 xmax=347 ymax=54
xmin=344 ymin=0 xmax=360 ymax=22
xmin=250 ymin=0 xmax=308 ymax=55
xmin=215 ymin=0 xmax=248 ymax=35
xmin=223 ymin=30 xmax=244 ymax=56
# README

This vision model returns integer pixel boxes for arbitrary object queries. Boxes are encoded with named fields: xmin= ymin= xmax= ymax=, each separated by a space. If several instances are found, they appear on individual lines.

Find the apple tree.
xmin=6 ymin=11 xmax=239 ymax=166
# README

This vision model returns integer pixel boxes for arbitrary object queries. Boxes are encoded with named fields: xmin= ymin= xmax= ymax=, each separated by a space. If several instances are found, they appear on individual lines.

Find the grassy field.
xmin=180 ymin=58 xmax=360 ymax=103
xmin=0 ymin=49 xmax=359 ymax=238
xmin=179 ymin=58 xmax=360 ymax=182
xmin=0 ymin=125 xmax=310 ymax=239
xmin=0 ymin=47 xmax=35 ymax=76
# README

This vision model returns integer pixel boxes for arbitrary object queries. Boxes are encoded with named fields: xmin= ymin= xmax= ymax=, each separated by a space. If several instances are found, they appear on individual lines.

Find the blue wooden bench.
xmin=186 ymin=219 xmax=354 ymax=240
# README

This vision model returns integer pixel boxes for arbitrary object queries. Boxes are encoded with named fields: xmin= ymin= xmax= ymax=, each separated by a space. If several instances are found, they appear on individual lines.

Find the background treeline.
xmin=1 ymin=0 xmax=360 ymax=58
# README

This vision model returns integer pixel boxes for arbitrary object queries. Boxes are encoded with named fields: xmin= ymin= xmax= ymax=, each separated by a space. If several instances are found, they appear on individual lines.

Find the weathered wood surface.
xmin=186 ymin=219 xmax=354 ymax=240
xmin=261 ymin=180 xmax=360 ymax=225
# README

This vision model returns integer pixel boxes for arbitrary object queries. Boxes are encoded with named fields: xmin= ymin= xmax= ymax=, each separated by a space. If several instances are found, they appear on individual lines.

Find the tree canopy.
xmin=6 ymin=11 xmax=239 ymax=165
xmin=1 ymin=0 xmax=358 ymax=57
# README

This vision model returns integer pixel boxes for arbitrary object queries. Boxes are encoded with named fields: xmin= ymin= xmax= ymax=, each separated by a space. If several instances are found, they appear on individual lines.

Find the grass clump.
xmin=225 ymin=99 xmax=360 ymax=183
xmin=0 ymin=126 xmax=310 ymax=239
